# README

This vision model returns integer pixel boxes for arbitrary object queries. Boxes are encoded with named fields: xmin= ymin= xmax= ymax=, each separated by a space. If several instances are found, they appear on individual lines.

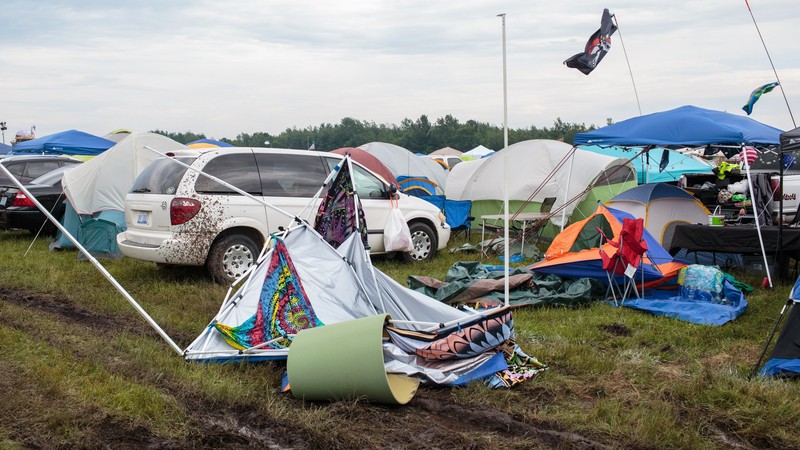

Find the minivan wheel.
xmin=402 ymin=222 xmax=437 ymax=262
xmin=207 ymin=234 xmax=259 ymax=284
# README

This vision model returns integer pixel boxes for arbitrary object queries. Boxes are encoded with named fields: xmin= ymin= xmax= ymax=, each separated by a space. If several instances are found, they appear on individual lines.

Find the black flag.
xmin=564 ymin=9 xmax=617 ymax=75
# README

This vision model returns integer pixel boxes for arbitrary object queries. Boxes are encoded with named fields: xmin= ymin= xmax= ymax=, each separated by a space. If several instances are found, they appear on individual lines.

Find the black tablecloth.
xmin=668 ymin=224 xmax=800 ymax=254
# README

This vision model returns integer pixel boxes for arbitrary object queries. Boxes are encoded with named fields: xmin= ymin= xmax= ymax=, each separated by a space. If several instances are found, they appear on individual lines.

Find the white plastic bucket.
xmin=708 ymin=206 xmax=724 ymax=226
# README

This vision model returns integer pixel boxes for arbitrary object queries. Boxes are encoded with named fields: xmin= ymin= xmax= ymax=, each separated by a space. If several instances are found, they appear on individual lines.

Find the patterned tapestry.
xmin=213 ymin=239 xmax=322 ymax=350
xmin=313 ymin=158 xmax=368 ymax=248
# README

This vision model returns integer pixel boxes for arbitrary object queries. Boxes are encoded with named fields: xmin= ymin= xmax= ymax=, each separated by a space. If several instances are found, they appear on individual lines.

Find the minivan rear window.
xmin=130 ymin=157 xmax=196 ymax=195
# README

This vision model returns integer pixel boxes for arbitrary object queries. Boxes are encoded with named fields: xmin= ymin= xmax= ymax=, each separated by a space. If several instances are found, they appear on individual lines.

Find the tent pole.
xmin=0 ymin=162 xmax=185 ymax=356
xmin=499 ymin=13 xmax=510 ymax=307
xmin=561 ymin=147 xmax=576 ymax=231
xmin=742 ymin=145 xmax=773 ymax=288
xmin=751 ymin=299 xmax=793 ymax=378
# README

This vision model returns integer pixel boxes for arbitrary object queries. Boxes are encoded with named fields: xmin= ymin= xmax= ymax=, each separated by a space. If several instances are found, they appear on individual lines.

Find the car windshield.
xmin=131 ymin=157 xmax=196 ymax=194
xmin=30 ymin=165 xmax=79 ymax=186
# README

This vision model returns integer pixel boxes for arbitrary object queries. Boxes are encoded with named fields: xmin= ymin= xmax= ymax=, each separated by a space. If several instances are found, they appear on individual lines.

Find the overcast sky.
xmin=1 ymin=0 xmax=798 ymax=144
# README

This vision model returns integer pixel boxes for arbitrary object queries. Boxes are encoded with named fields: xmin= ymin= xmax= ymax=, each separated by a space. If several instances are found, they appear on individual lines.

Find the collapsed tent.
xmin=531 ymin=204 xmax=685 ymax=285
xmin=55 ymin=132 xmax=186 ymax=257
xmin=444 ymin=139 xmax=637 ymax=232
xmin=11 ymin=129 xmax=115 ymax=156
xmin=185 ymin=155 xmax=545 ymax=399
xmin=358 ymin=142 xmax=448 ymax=194
xmin=531 ymin=205 xmax=748 ymax=325
xmin=604 ymin=183 xmax=710 ymax=246
xmin=581 ymin=145 xmax=713 ymax=184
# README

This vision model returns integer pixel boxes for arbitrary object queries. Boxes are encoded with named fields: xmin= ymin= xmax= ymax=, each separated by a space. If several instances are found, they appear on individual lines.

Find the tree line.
xmin=152 ymin=114 xmax=597 ymax=153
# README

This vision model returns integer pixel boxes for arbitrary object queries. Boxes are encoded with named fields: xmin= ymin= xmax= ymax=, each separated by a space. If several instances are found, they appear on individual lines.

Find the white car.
xmin=117 ymin=147 xmax=450 ymax=283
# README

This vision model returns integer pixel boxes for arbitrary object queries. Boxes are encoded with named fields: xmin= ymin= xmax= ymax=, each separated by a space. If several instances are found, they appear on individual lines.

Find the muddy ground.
xmin=0 ymin=287 xmax=672 ymax=449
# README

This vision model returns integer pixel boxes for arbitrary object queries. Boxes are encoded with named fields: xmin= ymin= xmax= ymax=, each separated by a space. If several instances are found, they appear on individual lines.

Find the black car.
xmin=0 ymin=165 xmax=79 ymax=235
xmin=0 ymin=155 xmax=82 ymax=185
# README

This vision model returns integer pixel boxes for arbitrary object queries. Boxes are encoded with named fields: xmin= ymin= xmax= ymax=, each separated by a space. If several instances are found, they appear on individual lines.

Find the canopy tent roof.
xmin=580 ymin=145 xmax=713 ymax=184
xmin=12 ymin=129 xmax=116 ymax=156
xmin=331 ymin=147 xmax=397 ymax=186
xmin=0 ymin=142 xmax=11 ymax=155
xmin=574 ymin=105 xmax=784 ymax=147
xmin=358 ymin=142 xmax=448 ymax=193
xmin=781 ymin=126 xmax=800 ymax=154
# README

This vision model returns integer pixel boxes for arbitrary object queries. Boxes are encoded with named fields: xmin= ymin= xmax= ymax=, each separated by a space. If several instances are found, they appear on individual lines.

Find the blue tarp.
xmin=574 ymin=105 xmax=783 ymax=146
xmin=12 ymin=130 xmax=115 ymax=156
xmin=618 ymin=277 xmax=748 ymax=326
xmin=581 ymin=145 xmax=712 ymax=183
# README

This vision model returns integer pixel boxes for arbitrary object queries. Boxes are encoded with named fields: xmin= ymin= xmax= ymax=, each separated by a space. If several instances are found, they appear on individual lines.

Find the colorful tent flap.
xmin=213 ymin=238 xmax=322 ymax=350
xmin=531 ymin=204 xmax=686 ymax=286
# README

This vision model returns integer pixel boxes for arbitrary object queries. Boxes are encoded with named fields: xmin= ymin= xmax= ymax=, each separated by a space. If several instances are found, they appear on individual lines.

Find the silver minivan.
xmin=117 ymin=147 xmax=450 ymax=283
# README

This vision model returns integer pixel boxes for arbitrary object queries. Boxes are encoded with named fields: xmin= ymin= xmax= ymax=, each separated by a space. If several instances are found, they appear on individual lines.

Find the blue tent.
xmin=581 ymin=145 xmax=712 ymax=183
xmin=574 ymin=105 xmax=783 ymax=146
xmin=12 ymin=129 xmax=115 ymax=156
xmin=759 ymin=275 xmax=800 ymax=377
xmin=0 ymin=143 xmax=11 ymax=155
xmin=187 ymin=138 xmax=234 ymax=147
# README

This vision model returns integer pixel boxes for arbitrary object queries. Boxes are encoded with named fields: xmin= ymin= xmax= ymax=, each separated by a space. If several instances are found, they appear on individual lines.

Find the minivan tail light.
xmin=12 ymin=192 xmax=35 ymax=207
xmin=170 ymin=197 xmax=202 ymax=225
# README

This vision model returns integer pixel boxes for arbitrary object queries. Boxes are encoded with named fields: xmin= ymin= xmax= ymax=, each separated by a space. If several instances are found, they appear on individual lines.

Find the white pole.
xmin=0 ymin=162 xmax=184 ymax=355
xmin=562 ymin=147 xmax=576 ymax=231
xmin=742 ymin=145 xmax=773 ymax=288
xmin=498 ymin=13 xmax=509 ymax=307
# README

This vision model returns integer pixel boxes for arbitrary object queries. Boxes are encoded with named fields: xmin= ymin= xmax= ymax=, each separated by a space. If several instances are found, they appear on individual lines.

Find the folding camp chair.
xmin=597 ymin=217 xmax=648 ymax=306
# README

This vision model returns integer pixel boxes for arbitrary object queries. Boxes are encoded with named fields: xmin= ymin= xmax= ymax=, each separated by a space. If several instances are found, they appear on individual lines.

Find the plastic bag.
xmin=384 ymin=198 xmax=413 ymax=252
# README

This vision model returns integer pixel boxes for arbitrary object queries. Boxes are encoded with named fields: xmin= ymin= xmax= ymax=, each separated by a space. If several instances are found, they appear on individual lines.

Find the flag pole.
xmin=611 ymin=14 xmax=642 ymax=117
xmin=744 ymin=0 xmax=796 ymax=128
xmin=498 ymin=12 xmax=510 ymax=308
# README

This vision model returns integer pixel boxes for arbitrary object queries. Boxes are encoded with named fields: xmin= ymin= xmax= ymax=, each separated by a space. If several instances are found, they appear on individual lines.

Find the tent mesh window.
xmin=571 ymin=215 xmax=613 ymax=253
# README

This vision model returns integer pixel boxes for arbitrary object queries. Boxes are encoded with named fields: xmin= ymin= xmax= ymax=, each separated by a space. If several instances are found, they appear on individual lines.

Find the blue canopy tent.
xmin=0 ymin=143 xmax=11 ymax=155
xmin=574 ymin=105 xmax=783 ymax=288
xmin=574 ymin=105 xmax=782 ymax=147
xmin=12 ymin=129 xmax=115 ymax=156
xmin=581 ymin=145 xmax=712 ymax=184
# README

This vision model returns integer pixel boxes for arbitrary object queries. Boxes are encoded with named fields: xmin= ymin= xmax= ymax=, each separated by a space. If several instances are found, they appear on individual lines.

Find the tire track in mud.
xmin=1 ymin=286 xmax=618 ymax=449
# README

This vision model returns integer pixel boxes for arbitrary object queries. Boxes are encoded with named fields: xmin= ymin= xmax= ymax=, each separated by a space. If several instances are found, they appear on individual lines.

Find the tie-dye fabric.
xmin=314 ymin=159 xmax=368 ymax=248
xmin=213 ymin=239 xmax=322 ymax=350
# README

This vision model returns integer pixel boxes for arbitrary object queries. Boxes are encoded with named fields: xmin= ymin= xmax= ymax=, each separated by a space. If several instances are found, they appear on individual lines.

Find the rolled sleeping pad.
xmin=287 ymin=313 xmax=420 ymax=405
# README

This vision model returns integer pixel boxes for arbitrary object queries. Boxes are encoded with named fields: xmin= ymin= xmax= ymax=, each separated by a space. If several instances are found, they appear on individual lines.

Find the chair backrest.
xmin=541 ymin=197 xmax=556 ymax=213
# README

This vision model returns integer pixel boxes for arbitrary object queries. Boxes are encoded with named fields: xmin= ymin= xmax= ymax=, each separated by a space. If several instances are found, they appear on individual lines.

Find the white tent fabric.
xmin=358 ymin=142 xmax=448 ymax=193
xmin=445 ymin=139 xmax=635 ymax=226
xmin=62 ymin=132 xmax=186 ymax=215
xmin=463 ymin=145 xmax=494 ymax=158
xmin=444 ymin=159 xmax=486 ymax=199
xmin=604 ymin=185 xmax=711 ymax=246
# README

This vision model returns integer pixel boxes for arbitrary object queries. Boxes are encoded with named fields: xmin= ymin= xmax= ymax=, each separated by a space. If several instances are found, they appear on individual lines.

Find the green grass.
xmin=0 ymin=229 xmax=798 ymax=448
